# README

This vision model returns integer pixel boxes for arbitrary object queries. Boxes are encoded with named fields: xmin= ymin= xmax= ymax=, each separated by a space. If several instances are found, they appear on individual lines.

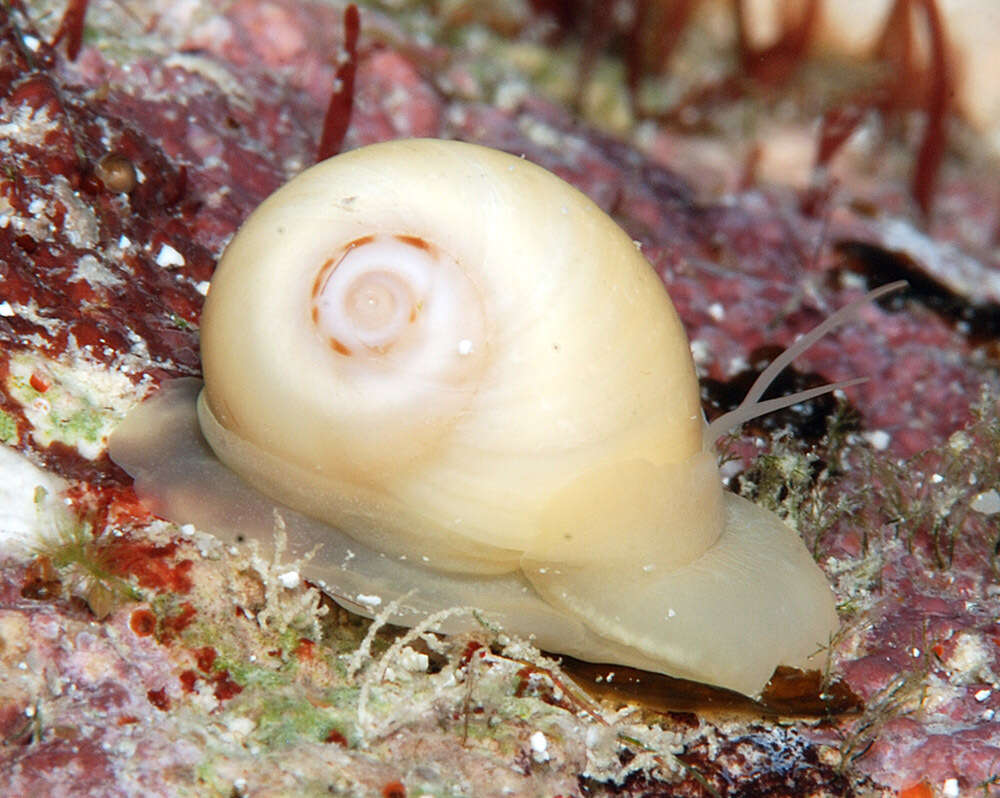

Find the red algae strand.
xmin=316 ymin=4 xmax=360 ymax=161
xmin=51 ymin=0 xmax=90 ymax=61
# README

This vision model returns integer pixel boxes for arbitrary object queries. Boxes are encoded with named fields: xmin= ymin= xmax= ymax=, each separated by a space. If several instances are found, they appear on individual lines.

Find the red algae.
xmin=294 ymin=638 xmax=316 ymax=660
xmin=159 ymin=602 xmax=197 ymax=639
xmin=177 ymin=659 xmax=243 ymax=702
xmin=50 ymin=0 xmax=90 ymax=62
xmin=129 ymin=608 xmax=156 ymax=637
xmin=808 ymin=0 xmax=956 ymax=219
xmin=176 ymin=649 xmax=241 ymax=702
xmin=381 ymin=781 xmax=406 ymax=798
xmin=178 ymin=669 xmax=198 ymax=693
xmin=102 ymin=539 xmax=193 ymax=594
xmin=4 ymin=739 xmax=114 ymax=794
xmin=316 ymin=4 xmax=360 ymax=162
xmin=211 ymin=670 xmax=243 ymax=701
xmin=733 ymin=0 xmax=821 ymax=85
xmin=876 ymin=0 xmax=953 ymax=218
xmin=146 ymin=687 xmax=171 ymax=711
xmin=194 ymin=646 xmax=218 ymax=673
xmin=897 ymin=783 xmax=934 ymax=798
xmin=326 ymin=728 xmax=348 ymax=745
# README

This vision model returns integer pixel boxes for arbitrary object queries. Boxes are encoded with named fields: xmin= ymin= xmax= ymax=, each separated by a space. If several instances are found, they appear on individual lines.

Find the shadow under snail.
xmin=110 ymin=138 xmax=900 ymax=696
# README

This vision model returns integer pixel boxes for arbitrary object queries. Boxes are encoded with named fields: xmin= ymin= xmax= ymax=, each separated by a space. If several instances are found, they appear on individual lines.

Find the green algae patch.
xmin=250 ymin=691 xmax=359 ymax=748
xmin=0 ymin=409 xmax=17 ymax=444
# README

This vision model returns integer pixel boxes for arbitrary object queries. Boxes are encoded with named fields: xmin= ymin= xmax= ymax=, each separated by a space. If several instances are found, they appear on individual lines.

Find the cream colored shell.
xmin=110 ymin=139 xmax=840 ymax=695
xmin=199 ymin=139 xmax=713 ymax=574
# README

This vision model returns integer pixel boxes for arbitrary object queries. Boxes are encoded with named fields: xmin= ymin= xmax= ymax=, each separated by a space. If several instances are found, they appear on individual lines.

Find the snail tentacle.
xmin=704 ymin=280 xmax=907 ymax=443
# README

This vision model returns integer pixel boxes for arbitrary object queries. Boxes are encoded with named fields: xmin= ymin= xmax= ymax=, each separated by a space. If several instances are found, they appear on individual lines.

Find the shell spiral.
xmin=199 ymin=138 xmax=714 ymax=574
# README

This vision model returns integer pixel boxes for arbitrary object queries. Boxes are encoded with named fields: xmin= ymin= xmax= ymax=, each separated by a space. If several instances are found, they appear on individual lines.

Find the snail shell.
xmin=110 ymin=139 xmax=839 ymax=695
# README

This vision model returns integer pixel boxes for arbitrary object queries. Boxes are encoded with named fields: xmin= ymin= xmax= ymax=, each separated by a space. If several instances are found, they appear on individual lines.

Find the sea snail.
xmin=110 ymin=138 xmax=880 ymax=696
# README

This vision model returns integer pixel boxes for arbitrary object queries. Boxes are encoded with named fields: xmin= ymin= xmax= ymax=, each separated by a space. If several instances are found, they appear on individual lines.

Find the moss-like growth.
xmin=31 ymin=494 xmax=141 ymax=617
xmin=0 ymin=408 xmax=17 ymax=444
xmin=252 ymin=692 xmax=358 ymax=748
xmin=734 ymin=389 xmax=1000 ymax=569
xmin=834 ymin=658 xmax=931 ymax=774
xmin=870 ymin=390 xmax=1000 ymax=568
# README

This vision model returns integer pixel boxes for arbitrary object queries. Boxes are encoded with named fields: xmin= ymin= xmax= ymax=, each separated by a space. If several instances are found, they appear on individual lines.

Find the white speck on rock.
xmin=971 ymin=489 xmax=1000 ymax=515
xmin=0 ymin=302 xmax=14 ymax=317
xmin=864 ymin=429 xmax=891 ymax=451
xmin=942 ymin=778 xmax=959 ymax=797
xmin=155 ymin=243 xmax=185 ymax=268
xmin=949 ymin=430 xmax=972 ymax=453
xmin=529 ymin=730 xmax=549 ymax=763
xmin=727 ymin=355 xmax=749 ymax=376
xmin=356 ymin=593 xmax=382 ymax=608
xmin=277 ymin=570 xmax=300 ymax=589
xmin=518 ymin=117 xmax=565 ymax=151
